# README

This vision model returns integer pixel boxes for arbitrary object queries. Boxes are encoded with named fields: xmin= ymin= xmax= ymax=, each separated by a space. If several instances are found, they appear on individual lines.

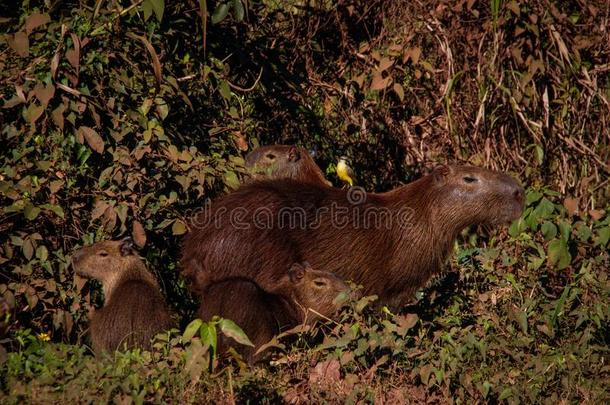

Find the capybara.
xmin=199 ymin=262 xmax=349 ymax=362
xmin=72 ymin=238 xmax=174 ymax=353
xmin=183 ymin=165 xmax=524 ymax=309
xmin=245 ymin=144 xmax=332 ymax=187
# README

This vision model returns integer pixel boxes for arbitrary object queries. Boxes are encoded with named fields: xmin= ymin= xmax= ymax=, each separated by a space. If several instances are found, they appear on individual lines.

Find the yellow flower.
xmin=38 ymin=332 xmax=51 ymax=342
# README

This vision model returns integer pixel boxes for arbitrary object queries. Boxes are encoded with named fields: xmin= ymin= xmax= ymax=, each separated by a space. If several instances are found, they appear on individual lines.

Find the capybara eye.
xmin=463 ymin=176 xmax=478 ymax=183
xmin=265 ymin=153 xmax=276 ymax=160
xmin=313 ymin=279 xmax=328 ymax=288
xmin=98 ymin=251 xmax=109 ymax=257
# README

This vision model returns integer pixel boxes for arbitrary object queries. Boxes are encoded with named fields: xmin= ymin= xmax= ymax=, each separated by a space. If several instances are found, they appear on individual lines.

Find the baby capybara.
xmin=72 ymin=238 xmax=174 ymax=353
xmin=199 ymin=262 xmax=349 ymax=363
xmin=245 ymin=144 xmax=331 ymax=187
xmin=183 ymin=164 xmax=524 ymax=309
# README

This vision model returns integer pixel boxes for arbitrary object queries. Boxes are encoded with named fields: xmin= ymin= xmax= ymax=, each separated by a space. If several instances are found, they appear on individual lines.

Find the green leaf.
xmin=508 ymin=217 xmax=526 ymax=237
xmin=40 ymin=204 xmax=65 ymax=218
xmin=35 ymin=245 xmax=48 ymax=261
xmin=533 ymin=198 xmax=555 ymax=219
xmin=576 ymin=223 xmax=592 ymax=242
xmin=232 ymin=0 xmax=244 ymax=21
xmin=594 ymin=225 xmax=610 ymax=247
xmin=551 ymin=285 xmax=571 ymax=326
xmin=540 ymin=221 xmax=557 ymax=240
xmin=499 ymin=388 xmax=513 ymax=400
xmin=219 ymin=318 xmax=254 ymax=347
xmin=556 ymin=221 xmax=570 ymax=243
xmin=150 ymin=0 xmax=164 ymax=22
xmin=211 ymin=3 xmax=230 ymax=24
xmin=24 ymin=203 xmax=41 ymax=220
xmin=218 ymin=80 xmax=231 ymax=100
xmin=534 ymin=145 xmax=544 ymax=164
xmin=547 ymin=238 xmax=571 ymax=269
xmin=223 ymin=170 xmax=240 ymax=189
xmin=525 ymin=190 xmax=543 ymax=206
xmin=200 ymin=322 xmax=217 ymax=354
xmin=183 ymin=319 xmax=203 ymax=340
xmin=172 ymin=219 xmax=187 ymax=235
xmin=142 ymin=0 xmax=153 ymax=21
xmin=480 ymin=381 xmax=492 ymax=398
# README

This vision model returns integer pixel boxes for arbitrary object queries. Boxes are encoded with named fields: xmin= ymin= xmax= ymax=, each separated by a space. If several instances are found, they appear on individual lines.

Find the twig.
xmin=226 ymin=67 xmax=264 ymax=92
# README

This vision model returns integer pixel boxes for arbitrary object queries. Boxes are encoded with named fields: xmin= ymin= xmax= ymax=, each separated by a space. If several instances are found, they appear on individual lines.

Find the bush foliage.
xmin=1 ymin=0 xmax=609 ymax=403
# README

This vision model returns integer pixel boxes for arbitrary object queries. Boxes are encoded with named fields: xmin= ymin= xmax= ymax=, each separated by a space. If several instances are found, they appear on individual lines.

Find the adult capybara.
xmin=72 ymin=238 xmax=174 ymax=353
xmin=199 ymin=262 xmax=349 ymax=362
xmin=182 ymin=165 xmax=524 ymax=309
xmin=245 ymin=144 xmax=332 ymax=187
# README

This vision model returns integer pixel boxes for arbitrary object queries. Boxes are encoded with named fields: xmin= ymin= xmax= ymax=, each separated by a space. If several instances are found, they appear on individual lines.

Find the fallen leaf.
xmin=22 ymin=103 xmax=44 ymax=124
xmin=51 ymin=104 xmax=66 ymax=130
xmin=563 ymin=197 xmax=579 ymax=216
xmin=589 ymin=209 xmax=604 ymax=221
xmin=393 ymin=82 xmax=405 ymax=101
xmin=25 ymin=13 xmax=50 ymax=34
xmin=232 ymin=131 xmax=248 ymax=151
xmin=370 ymin=73 xmax=392 ymax=91
xmin=33 ymin=83 xmax=55 ymax=107
xmin=9 ymin=31 xmax=29 ymax=57
xmin=403 ymin=47 xmax=421 ymax=64
xmin=309 ymin=359 xmax=341 ymax=389
xmin=79 ymin=126 xmax=104 ymax=154
xmin=378 ymin=56 xmax=394 ymax=72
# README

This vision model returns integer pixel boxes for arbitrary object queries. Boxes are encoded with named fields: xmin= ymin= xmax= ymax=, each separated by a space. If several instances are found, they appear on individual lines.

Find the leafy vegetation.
xmin=1 ymin=0 xmax=609 ymax=403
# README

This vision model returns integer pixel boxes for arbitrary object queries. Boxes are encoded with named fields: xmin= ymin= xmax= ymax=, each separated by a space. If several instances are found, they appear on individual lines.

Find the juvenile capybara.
xmin=182 ymin=164 xmax=524 ymax=309
xmin=245 ymin=144 xmax=332 ymax=187
xmin=199 ymin=262 xmax=349 ymax=362
xmin=72 ymin=238 xmax=174 ymax=353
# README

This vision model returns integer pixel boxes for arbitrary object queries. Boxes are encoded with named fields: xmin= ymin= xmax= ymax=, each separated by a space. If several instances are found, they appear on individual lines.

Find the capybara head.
xmin=245 ymin=144 xmax=331 ymax=186
xmin=72 ymin=238 xmax=140 ymax=283
xmin=279 ymin=262 xmax=350 ymax=320
xmin=427 ymin=165 xmax=524 ymax=227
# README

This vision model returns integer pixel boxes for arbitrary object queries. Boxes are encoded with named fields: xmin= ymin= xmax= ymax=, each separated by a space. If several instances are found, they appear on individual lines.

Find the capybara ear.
xmin=287 ymin=146 xmax=301 ymax=162
xmin=288 ymin=262 xmax=306 ymax=282
xmin=432 ymin=165 xmax=452 ymax=184
xmin=120 ymin=237 xmax=135 ymax=256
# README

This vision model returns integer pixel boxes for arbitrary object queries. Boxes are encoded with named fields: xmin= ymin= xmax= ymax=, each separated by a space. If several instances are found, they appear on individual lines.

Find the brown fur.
xmin=182 ymin=165 xmax=524 ymax=309
xmin=245 ymin=144 xmax=332 ymax=187
xmin=199 ymin=262 xmax=349 ymax=362
xmin=72 ymin=239 xmax=174 ymax=353
xmin=0 ymin=296 xmax=13 ymax=338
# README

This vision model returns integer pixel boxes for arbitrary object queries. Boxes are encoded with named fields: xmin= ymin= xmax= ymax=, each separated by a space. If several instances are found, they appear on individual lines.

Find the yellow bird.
xmin=336 ymin=156 xmax=356 ymax=186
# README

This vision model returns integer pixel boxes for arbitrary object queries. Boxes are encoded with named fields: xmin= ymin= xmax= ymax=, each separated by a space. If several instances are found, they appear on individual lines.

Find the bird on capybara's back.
xmin=182 ymin=164 xmax=524 ymax=309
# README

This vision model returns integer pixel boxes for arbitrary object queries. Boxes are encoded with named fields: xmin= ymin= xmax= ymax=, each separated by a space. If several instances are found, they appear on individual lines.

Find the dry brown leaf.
xmin=393 ymin=82 xmax=405 ymax=101
xmin=370 ymin=73 xmax=391 ymax=91
xmin=309 ymin=359 xmax=341 ymax=389
xmin=25 ymin=13 xmax=50 ymax=34
xmin=132 ymin=221 xmax=147 ymax=248
xmin=563 ymin=197 xmax=579 ymax=216
xmin=128 ymin=33 xmax=162 ymax=89
xmin=65 ymin=47 xmax=80 ymax=72
xmin=79 ymin=126 xmax=104 ymax=154
xmin=91 ymin=200 xmax=109 ymax=221
xmin=9 ymin=31 xmax=29 ymax=57
xmin=33 ymin=83 xmax=55 ymax=107
xmin=378 ymin=56 xmax=394 ymax=72
xmin=232 ymin=131 xmax=249 ymax=151
xmin=51 ymin=104 xmax=66 ymax=130
xmin=589 ymin=209 xmax=604 ymax=221
xmin=403 ymin=47 xmax=421 ymax=65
